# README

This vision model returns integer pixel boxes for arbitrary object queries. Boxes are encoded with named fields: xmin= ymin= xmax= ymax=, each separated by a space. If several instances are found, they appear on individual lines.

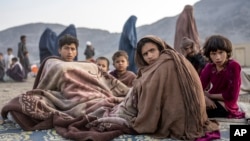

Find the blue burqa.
xmin=39 ymin=28 xmax=57 ymax=63
xmin=119 ymin=15 xmax=137 ymax=74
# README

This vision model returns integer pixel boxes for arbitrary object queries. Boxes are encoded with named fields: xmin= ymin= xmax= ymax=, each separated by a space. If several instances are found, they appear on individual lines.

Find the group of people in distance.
xmin=0 ymin=35 xmax=31 ymax=82
xmin=1 ymin=33 xmax=246 ymax=141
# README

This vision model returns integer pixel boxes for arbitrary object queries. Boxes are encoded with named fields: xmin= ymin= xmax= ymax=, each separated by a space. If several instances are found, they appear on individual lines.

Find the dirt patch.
xmin=0 ymin=77 xmax=35 ymax=110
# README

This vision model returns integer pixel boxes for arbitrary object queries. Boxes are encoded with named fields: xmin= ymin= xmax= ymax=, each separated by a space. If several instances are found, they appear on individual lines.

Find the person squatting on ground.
xmin=5 ymin=57 xmax=25 ymax=82
xmin=200 ymin=35 xmax=245 ymax=118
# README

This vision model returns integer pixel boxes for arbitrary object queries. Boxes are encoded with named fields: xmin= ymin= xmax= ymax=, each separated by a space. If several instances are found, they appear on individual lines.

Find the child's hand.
xmin=205 ymin=96 xmax=217 ymax=109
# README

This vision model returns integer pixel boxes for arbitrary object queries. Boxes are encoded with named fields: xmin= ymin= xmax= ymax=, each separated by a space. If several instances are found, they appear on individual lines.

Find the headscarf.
xmin=135 ymin=35 xmax=173 ymax=68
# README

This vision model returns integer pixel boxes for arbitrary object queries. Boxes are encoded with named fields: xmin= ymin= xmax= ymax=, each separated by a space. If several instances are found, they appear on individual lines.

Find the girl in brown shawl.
xmin=124 ymin=35 xmax=220 ymax=140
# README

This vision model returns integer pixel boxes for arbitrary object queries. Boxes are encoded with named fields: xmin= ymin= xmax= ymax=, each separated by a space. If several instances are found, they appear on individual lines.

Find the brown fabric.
xmin=126 ymin=35 xmax=219 ymax=140
xmin=1 ymin=48 xmax=219 ymax=140
xmin=135 ymin=35 xmax=173 ymax=68
xmin=1 ymin=57 xmax=133 ymax=141
xmin=109 ymin=70 xmax=136 ymax=87
xmin=174 ymin=5 xmax=200 ymax=53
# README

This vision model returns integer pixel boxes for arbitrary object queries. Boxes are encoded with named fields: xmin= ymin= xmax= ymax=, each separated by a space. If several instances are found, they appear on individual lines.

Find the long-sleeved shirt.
xmin=200 ymin=59 xmax=245 ymax=118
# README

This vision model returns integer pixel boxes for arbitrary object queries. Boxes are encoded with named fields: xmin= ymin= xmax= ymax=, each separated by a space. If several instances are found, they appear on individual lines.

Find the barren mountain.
xmin=0 ymin=0 xmax=249 ymax=63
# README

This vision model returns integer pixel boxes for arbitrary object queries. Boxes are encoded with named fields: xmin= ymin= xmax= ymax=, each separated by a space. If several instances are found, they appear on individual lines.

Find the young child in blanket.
xmin=96 ymin=56 xmax=110 ymax=72
xmin=109 ymin=50 xmax=136 ymax=87
xmin=200 ymin=35 xmax=245 ymax=119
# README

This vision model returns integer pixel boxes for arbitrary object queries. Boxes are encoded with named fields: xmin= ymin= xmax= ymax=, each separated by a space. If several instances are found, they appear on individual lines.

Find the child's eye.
xmin=218 ymin=51 xmax=224 ymax=54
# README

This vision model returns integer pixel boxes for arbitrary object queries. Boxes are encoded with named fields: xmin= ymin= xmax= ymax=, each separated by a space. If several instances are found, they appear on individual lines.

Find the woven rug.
xmin=1 ymin=95 xmax=249 ymax=141
xmin=0 ymin=117 xmax=235 ymax=141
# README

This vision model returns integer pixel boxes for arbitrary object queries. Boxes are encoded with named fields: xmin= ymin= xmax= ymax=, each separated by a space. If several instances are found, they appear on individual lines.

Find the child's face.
xmin=209 ymin=49 xmax=228 ymax=68
xmin=113 ymin=56 xmax=128 ymax=72
xmin=7 ymin=50 xmax=12 ymax=55
xmin=97 ymin=59 xmax=109 ymax=72
xmin=58 ymin=43 xmax=77 ymax=62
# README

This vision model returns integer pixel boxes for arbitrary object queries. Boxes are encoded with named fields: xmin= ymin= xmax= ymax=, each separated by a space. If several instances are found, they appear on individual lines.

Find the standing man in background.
xmin=17 ymin=35 xmax=28 ymax=68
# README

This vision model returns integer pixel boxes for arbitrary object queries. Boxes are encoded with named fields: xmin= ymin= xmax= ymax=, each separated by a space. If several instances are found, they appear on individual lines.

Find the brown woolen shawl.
xmin=174 ymin=5 xmax=200 ymax=53
xmin=132 ymin=35 xmax=218 ymax=140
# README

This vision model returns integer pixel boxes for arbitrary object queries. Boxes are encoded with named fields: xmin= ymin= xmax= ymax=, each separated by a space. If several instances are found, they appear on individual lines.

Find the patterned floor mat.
xmin=0 ymin=117 xmax=237 ymax=141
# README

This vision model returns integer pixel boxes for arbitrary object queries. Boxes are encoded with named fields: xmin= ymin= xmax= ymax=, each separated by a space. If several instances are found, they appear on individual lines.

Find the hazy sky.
xmin=1 ymin=0 xmax=200 ymax=33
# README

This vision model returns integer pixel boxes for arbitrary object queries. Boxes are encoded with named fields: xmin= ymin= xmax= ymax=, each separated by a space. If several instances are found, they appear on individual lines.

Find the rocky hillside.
xmin=0 ymin=0 xmax=249 ymax=63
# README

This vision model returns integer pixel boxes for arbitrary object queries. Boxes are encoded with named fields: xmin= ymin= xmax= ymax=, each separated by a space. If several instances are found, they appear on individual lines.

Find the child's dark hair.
xmin=12 ymin=57 xmax=18 ymax=62
xmin=96 ymin=56 xmax=110 ymax=67
xmin=20 ymin=35 xmax=26 ymax=40
xmin=7 ymin=48 xmax=13 ymax=52
xmin=59 ymin=34 xmax=79 ymax=48
xmin=203 ymin=35 xmax=232 ymax=61
xmin=112 ymin=50 xmax=129 ymax=62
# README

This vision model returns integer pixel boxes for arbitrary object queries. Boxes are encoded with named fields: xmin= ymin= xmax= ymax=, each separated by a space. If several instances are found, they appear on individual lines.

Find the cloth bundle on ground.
xmin=1 ymin=50 xmax=220 ymax=141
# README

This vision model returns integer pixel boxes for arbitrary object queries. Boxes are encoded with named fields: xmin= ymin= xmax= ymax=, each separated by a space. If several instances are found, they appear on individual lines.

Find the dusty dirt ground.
xmin=0 ymin=76 xmax=35 ymax=110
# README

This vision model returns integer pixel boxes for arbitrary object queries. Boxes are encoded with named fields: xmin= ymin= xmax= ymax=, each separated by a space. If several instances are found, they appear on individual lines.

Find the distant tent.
xmin=55 ymin=24 xmax=78 ymax=60
xmin=174 ymin=5 xmax=200 ymax=53
xmin=39 ymin=24 xmax=78 ymax=63
xmin=39 ymin=28 xmax=57 ymax=63
xmin=119 ymin=15 xmax=138 ymax=74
